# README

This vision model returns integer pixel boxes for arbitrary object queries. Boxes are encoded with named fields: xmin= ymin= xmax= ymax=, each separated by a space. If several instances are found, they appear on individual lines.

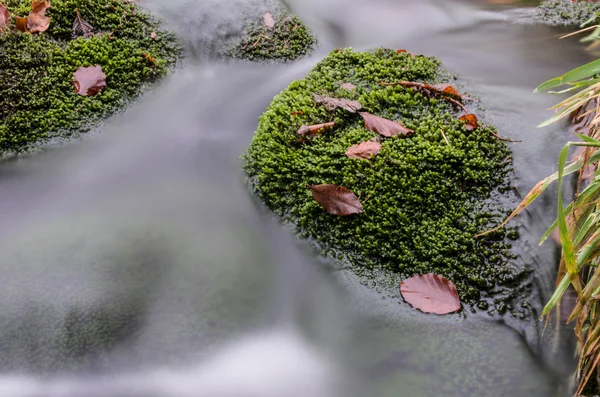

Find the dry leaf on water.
xmin=0 ymin=3 xmax=10 ymax=30
xmin=359 ymin=112 xmax=413 ymax=137
xmin=313 ymin=95 xmax=362 ymax=113
xmin=345 ymin=141 xmax=381 ymax=160
xmin=310 ymin=184 xmax=363 ymax=216
xmin=297 ymin=122 xmax=335 ymax=137
xmin=263 ymin=12 xmax=275 ymax=28
xmin=27 ymin=0 xmax=51 ymax=33
xmin=341 ymin=82 xmax=356 ymax=91
xmin=72 ymin=8 xmax=93 ymax=38
xmin=459 ymin=114 xmax=478 ymax=131
xmin=73 ymin=65 xmax=106 ymax=96
xmin=400 ymin=273 xmax=461 ymax=314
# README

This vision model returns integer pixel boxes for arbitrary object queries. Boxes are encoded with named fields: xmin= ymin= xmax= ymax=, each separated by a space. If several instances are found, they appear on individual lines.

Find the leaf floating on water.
xmin=0 ymin=3 xmax=10 ymax=30
xmin=27 ymin=0 xmax=51 ymax=33
xmin=341 ymin=82 xmax=356 ymax=91
xmin=313 ymin=95 xmax=362 ymax=113
xmin=359 ymin=112 xmax=414 ymax=137
xmin=345 ymin=140 xmax=381 ymax=160
xmin=73 ymin=65 xmax=106 ymax=96
xmin=72 ymin=8 xmax=93 ymax=38
xmin=310 ymin=184 xmax=363 ymax=216
xmin=15 ymin=16 xmax=28 ymax=32
xmin=263 ymin=12 xmax=275 ymax=28
xmin=297 ymin=122 xmax=335 ymax=137
xmin=459 ymin=114 xmax=479 ymax=131
xmin=400 ymin=273 xmax=461 ymax=314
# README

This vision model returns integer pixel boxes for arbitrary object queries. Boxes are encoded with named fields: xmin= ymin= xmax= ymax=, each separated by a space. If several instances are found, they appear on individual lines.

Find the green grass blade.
xmin=542 ymin=274 xmax=571 ymax=315
xmin=535 ymin=59 xmax=600 ymax=92
xmin=557 ymin=143 xmax=578 ymax=275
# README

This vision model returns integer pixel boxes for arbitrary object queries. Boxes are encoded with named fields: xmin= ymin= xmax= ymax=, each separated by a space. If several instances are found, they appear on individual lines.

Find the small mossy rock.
xmin=227 ymin=9 xmax=316 ymax=62
xmin=244 ymin=48 xmax=530 ymax=311
xmin=0 ymin=0 xmax=182 ymax=154
xmin=535 ymin=0 xmax=600 ymax=26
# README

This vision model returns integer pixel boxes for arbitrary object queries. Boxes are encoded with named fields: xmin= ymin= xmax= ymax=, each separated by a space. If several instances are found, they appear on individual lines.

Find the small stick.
xmin=439 ymin=128 xmax=450 ymax=146
xmin=490 ymin=131 xmax=521 ymax=143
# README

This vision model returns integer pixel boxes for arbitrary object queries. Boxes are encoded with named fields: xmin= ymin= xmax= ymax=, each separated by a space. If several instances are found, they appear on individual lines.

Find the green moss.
xmin=244 ymin=48 xmax=530 ymax=311
xmin=535 ymin=0 xmax=600 ymax=26
xmin=227 ymin=10 xmax=316 ymax=62
xmin=0 ymin=0 xmax=182 ymax=154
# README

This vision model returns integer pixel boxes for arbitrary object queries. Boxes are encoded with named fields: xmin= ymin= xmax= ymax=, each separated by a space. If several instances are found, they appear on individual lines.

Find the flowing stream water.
xmin=0 ymin=0 xmax=594 ymax=396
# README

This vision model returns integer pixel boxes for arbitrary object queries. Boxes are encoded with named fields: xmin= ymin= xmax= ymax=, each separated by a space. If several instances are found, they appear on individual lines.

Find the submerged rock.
xmin=244 ymin=48 xmax=531 ymax=313
xmin=0 ymin=0 xmax=182 ymax=155
xmin=535 ymin=0 xmax=600 ymax=26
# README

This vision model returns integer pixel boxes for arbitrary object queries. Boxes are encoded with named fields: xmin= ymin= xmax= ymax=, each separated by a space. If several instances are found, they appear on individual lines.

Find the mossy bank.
xmin=227 ymin=8 xmax=316 ymax=62
xmin=0 ymin=0 xmax=182 ymax=154
xmin=535 ymin=0 xmax=600 ymax=26
xmin=244 ymin=48 xmax=531 ymax=314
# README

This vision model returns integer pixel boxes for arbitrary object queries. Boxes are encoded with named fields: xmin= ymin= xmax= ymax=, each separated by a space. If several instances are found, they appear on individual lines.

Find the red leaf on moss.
xmin=0 ymin=3 xmax=10 ymax=30
xmin=73 ymin=65 xmax=106 ymax=96
xmin=297 ymin=122 xmax=335 ymax=137
xmin=359 ymin=112 xmax=413 ymax=137
xmin=313 ymin=95 xmax=362 ymax=113
xmin=15 ymin=16 xmax=28 ymax=32
xmin=27 ymin=0 xmax=51 ymax=33
xmin=341 ymin=82 xmax=356 ymax=91
xmin=310 ymin=184 xmax=363 ymax=216
xmin=264 ymin=12 xmax=275 ymax=28
xmin=150 ymin=31 xmax=158 ymax=40
xmin=345 ymin=141 xmax=381 ymax=160
xmin=400 ymin=273 xmax=461 ymax=314
xmin=459 ymin=114 xmax=479 ymax=131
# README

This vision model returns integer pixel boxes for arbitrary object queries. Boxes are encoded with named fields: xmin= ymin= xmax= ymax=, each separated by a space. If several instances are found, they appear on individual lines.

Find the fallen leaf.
xmin=27 ymin=0 xmax=50 ymax=33
xmin=264 ymin=12 xmax=275 ymax=28
xmin=150 ymin=31 xmax=158 ymax=40
xmin=400 ymin=273 xmax=461 ymax=314
xmin=142 ymin=52 xmax=157 ymax=67
xmin=359 ymin=112 xmax=414 ymax=137
xmin=345 ymin=141 xmax=381 ymax=160
xmin=310 ymin=184 xmax=363 ymax=216
xmin=396 ymin=49 xmax=407 ymax=53
xmin=291 ymin=111 xmax=305 ymax=116
xmin=297 ymin=122 xmax=335 ymax=137
xmin=73 ymin=65 xmax=106 ymax=96
xmin=313 ymin=95 xmax=362 ymax=113
xmin=459 ymin=114 xmax=479 ymax=131
xmin=15 ymin=16 xmax=28 ymax=32
xmin=72 ymin=8 xmax=93 ymax=38
xmin=0 ymin=3 xmax=10 ymax=30
xmin=434 ymin=84 xmax=461 ymax=99
xmin=341 ymin=82 xmax=356 ymax=91
xmin=380 ymin=81 xmax=464 ymax=103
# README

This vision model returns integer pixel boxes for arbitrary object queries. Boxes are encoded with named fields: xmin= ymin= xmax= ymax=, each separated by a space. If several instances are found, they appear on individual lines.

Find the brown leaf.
xmin=341 ymin=82 xmax=356 ymax=91
xmin=73 ymin=65 xmax=106 ymax=96
xmin=263 ymin=12 xmax=275 ymax=28
xmin=380 ymin=81 xmax=464 ymax=102
xmin=345 ymin=141 xmax=381 ymax=160
xmin=459 ymin=114 xmax=478 ymax=131
xmin=310 ymin=184 xmax=363 ymax=216
xmin=313 ymin=95 xmax=362 ymax=113
xmin=297 ymin=122 xmax=335 ymax=137
xmin=150 ymin=31 xmax=158 ymax=40
xmin=27 ymin=0 xmax=50 ymax=33
xmin=0 ymin=3 xmax=10 ymax=30
xmin=359 ymin=112 xmax=414 ymax=137
xmin=72 ymin=8 xmax=93 ymax=38
xmin=396 ymin=49 xmax=407 ymax=53
xmin=400 ymin=273 xmax=461 ymax=314
xmin=15 ymin=16 xmax=28 ymax=32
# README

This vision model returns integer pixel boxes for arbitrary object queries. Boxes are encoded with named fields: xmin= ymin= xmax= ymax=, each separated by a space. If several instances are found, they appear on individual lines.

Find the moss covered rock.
xmin=227 ymin=8 xmax=316 ymax=62
xmin=535 ymin=0 xmax=600 ymax=26
xmin=0 ymin=0 xmax=182 ymax=154
xmin=245 ymin=48 xmax=530 ymax=312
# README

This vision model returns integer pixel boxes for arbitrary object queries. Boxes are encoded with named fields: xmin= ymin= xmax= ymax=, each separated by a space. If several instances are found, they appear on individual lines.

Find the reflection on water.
xmin=0 ymin=0 xmax=590 ymax=395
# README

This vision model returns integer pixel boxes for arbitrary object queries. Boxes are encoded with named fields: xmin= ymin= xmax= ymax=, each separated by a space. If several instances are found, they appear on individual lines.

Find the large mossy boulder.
xmin=0 ymin=0 xmax=182 ymax=154
xmin=535 ymin=0 xmax=600 ymax=26
xmin=244 ymin=48 xmax=529 ymax=313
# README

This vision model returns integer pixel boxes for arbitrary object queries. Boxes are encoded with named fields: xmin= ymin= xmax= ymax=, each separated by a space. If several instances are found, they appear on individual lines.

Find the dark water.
xmin=0 ymin=0 xmax=592 ymax=396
